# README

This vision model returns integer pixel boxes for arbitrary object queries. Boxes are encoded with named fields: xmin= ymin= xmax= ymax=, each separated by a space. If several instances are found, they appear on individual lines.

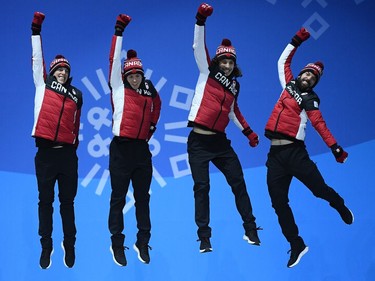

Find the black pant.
xmin=35 ymin=146 xmax=78 ymax=249
xmin=108 ymin=137 xmax=152 ymax=246
xmin=266 ymin=142 xmax=345 ymax=246
xmin=187 ymin=131 xmax=256 ymax=238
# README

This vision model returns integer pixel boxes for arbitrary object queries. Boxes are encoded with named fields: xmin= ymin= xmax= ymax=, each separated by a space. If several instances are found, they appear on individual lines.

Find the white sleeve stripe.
xmin=31 ymin=35 xmax=45 ymax=87
xmin=193 ymin=25 xmax=210 ymax=74
xmin=109 ymin=36 xmax=124 ymax=90
xmin=277 ymin=44 xmax=294 ymax=89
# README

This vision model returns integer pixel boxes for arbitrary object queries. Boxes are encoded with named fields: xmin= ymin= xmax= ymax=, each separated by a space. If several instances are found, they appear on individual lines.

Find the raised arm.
xmin=278 ymin=28 xmax=310 ymax=88
xmin=31 ymin=12 xmax=46 ymax=87
xmin=193 ymin=3 xmax=213 ymax=74
xmin=109 ymin=14 xmax=131 ymax=90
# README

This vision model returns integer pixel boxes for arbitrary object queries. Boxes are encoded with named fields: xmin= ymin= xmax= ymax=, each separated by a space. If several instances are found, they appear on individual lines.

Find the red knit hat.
xmin=123 ymin=50 xmax=144 ymax=77
xmin=49 ymin=55 xmax=70 ymax=75
xmin=299 ymin=61 xmax=324 ymax=85
xmin=215 ymin=39 xmax=236 ymax=61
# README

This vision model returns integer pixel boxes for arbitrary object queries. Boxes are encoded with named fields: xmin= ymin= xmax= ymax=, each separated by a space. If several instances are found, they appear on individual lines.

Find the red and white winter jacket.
xmin=31 ymin=35 xmax=83 ymax=147
xmin=265 ymin=43 xmax=336 ymax=147
xmin=109 ymin=35 xmax=161 ymax=140
xmin=188 ymin=24 xmax=252 ymax=135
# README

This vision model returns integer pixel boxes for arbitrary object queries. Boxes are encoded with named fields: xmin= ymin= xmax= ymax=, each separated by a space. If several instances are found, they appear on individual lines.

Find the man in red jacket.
xmin=31 ymin=12 xmax=83 ymax=270
xmin=264 ymin=27 xmax=354 ymax=268
xmin=187 ymin=3 xmax=261 ymax=253
xmin=108 ymin=14 xmax=161 ymax=266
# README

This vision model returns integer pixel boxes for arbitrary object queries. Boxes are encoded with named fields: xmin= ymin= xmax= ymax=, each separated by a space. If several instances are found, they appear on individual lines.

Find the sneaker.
xmin=334 ymin=204 xmax=354 ymax=225
xmin=39 ymin=247 xmax=53 ymax=269
xmin=287 ymin=244 xmax=309 ymax=268
xmin=133 ymin=242 xmax=152 ymax=264
xmin=61 ymin=242 xmax=75 ymax=268
xmin=110 ymin=245 xmax=127 ymax=266
xmin=243 ymin=227 xmax=262 ymax=246
xmin=198 ymin=237 xmax=212 ymax=253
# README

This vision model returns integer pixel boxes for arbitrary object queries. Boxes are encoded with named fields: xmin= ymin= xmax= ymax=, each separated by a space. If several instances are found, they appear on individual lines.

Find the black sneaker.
xmin=61 ymin=242 xmax=75 ymax=268
xmin=39 ymin=247 xmax=53 ymax=269
xmin=243 ymin=227 xmax=262 ymax=246
xmin=287 ymin=244 xmax=309 ymax=268
xmin=110 ymin=245 xmax=127 ymax=266
xmin=334 ymin=204 xmax=354 ymax=225
xmin=133 ymin=242 xmax=152 ymax=264
xmin=198 ymin=237 xmax=212 ymax=253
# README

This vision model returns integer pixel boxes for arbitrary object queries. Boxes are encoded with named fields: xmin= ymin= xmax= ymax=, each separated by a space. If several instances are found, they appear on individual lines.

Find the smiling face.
xmin=53 ymin=67 xmax=69 ymax=84
xmin=219 ymin=58 xmax=235 ymax=76
xmin=297 ymin=71 xmax=317 ymax=91
xmin=126 ymin=73 xmax=143 ymax=90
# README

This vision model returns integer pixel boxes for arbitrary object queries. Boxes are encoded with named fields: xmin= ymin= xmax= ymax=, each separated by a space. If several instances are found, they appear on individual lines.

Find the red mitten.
xmin=196 ymin=3 xmax=213 ymax=24
xmin=115 ymin=14 xmax=132 ymax=33
xmin=291 ymin=27 xmax=310 ymax=47
xmin=31 ymin=12 xmax=45 ymax=34
xmin=248 ymin=132 xmax=259 ymax=148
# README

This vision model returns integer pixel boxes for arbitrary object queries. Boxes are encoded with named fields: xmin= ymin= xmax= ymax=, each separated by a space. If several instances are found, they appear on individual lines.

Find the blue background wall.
xmin=1 ymin=0 xmax=374 ymax=280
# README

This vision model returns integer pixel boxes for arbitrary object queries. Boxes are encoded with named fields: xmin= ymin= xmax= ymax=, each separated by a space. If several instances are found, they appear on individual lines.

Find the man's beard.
xmin=296 ymin=76 xmax=312 ymax=92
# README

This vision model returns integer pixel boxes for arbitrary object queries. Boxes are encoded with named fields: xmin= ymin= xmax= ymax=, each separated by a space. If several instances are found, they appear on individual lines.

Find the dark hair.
xmin=210 ymin=56 xmax=242 ymax=78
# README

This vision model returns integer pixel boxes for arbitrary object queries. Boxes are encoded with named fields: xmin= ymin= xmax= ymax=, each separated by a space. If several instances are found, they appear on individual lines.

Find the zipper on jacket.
xmin=54 ymin=96 xmax=66 ymax=141
xmin=274 ymin=96 xmax=286 ymax=132
xmin=136 ymin=100 xmax=147 ymax=139
xmin=212 ymin=91 xmax=226 ymax=129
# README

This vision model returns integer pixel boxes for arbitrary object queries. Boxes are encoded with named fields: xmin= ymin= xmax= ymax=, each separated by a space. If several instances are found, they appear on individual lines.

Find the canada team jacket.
xmin=264 ymin=43 xmax=336 ymax=147
xmin=188 ymin=24 xmax=252 ymax=134
xmin=109 ymin=35 xmax=161 ymax=140
xmin=31 ymin=35 xmax=83 ymax=146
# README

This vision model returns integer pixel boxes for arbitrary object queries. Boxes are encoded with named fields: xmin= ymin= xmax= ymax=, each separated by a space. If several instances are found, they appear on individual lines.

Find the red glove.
xmin=196 ymin=3 xmax=213 ymax=24
xmin=115 ymin=14 xmax=132 ymax=33
xmin=291 ymin=27 xmax=310 ymax=47
xmin=330 ymin=144 xmax=348 ymax=163
xmin=247 ymin=132 xmax=259 ymax=148
xmin=31 ymin=12 xmax=45 ymax=34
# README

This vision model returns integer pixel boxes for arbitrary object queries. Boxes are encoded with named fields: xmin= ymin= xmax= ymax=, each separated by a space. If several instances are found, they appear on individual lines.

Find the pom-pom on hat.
xmin=49 ymin=55 xmax=71 ymax=75
xmin=299 ymin=61 xmax=324 ymax=86
xmin=215 ymin=39 xmax=236 ymax=61
xmin=123 ymin=49 xmax=144 ymax=77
